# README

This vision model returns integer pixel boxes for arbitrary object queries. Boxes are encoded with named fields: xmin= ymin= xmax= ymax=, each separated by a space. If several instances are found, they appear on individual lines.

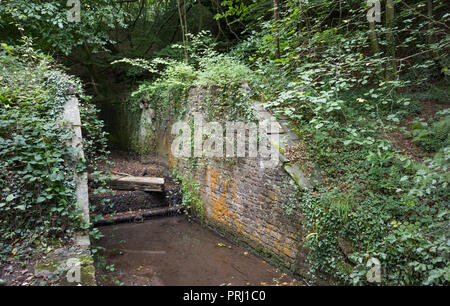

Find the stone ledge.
xmin=63 ymin=95 xmax=90 ymax=227
xmin=61 ymin=91 xmax=95 ymax=285
xmin=34 ymin=245 xmax=96 ymax=286
xmin=249 ymin=98 xmax=321 ymax=189
xmin=283 ymin=163 xmax=312 ymax=189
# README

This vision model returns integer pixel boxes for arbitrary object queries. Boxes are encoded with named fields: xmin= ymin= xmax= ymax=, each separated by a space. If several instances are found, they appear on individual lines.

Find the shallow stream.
xmin=95 ymin=216 xmax=300 ymax=286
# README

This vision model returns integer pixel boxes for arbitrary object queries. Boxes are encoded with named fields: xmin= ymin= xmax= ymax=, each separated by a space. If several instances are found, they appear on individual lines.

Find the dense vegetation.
xmin=0 ymin=41 xmax=107 ymax=263
xmin=1 ymin=0 xmax=448 ymax=285
xmin=231 ymin=0 xmax=450 ymax=285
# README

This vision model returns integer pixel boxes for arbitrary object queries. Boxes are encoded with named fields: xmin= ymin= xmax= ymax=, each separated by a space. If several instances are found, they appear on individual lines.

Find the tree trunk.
xmin=183 ymin=0 xmax=188 ymax=53
xmin=366 ymin=0 xmax=380 ymax=55
xmin=385 ymin=0 xmax=396 ymax=80
xmin=176 ymin=0 xmax=188 ymax=63
xmin=368 ymin=21 xmax=379 ymax=55
xmin=427 ymin=0 xmax=434 ymax=45
xmin=273 ymin=0 xmax=281 ymax=59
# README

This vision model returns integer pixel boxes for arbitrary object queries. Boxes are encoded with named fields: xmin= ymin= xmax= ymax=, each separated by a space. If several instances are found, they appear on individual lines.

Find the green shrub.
xmin=412 ymin=115 xmax=450 ymax=152
xmin=0 ymin=42 xmax=107 ymax=260
xmin=115 ymin=33 xmax=255 ymax=124
xmin=224 ymin=0 xmax=450 ymax=284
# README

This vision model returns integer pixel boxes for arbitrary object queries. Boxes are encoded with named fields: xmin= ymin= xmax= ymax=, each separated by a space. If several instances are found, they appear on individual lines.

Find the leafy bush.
xmin=127 ymin=58 xmax=197 ymax=119
xmin=222 ymin=0 xmax=450 ymax=285
xmin=117 ymin=34 xmax=255 ymax=122
xmin=412 ymin=115 xmax=450 ymax=152
xmin=0 ymin=42 xmax=107 ymax=260
xmin=0 ymin=0 xmax=126 ymax=55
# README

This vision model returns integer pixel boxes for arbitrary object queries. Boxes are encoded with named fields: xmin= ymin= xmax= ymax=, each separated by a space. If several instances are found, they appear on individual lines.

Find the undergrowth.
xmin=227 ymin=1 xmax=449 ymax=285
xmin=0 ymin=40 xmax=109 ymax=263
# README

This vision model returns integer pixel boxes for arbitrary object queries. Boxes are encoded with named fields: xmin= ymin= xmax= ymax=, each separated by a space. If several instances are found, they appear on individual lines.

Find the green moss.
xmin=35 ymin=250 xmax=96 ymax=286
xmin=78 ymin=254 xmax=94 ymax=266
xmin=336 ymin=260 xmax=354 ymax=275
xmin=35 ymin=260 xmax=60 ymax=273
xmin=80 ymin=264 xmax=96 ymax=286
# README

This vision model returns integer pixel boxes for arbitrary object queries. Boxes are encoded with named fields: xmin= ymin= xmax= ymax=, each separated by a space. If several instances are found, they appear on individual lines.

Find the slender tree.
xmin=367 ymin=0 xmax=380 ymax=55
xmin=427 ymin=0 xmax=434 ymax=45
xmin=273 ymin=0 xmax=281 ymax=59
xmin=385 ymin=0 xmax=396 ymax=80
xmin=177 ymin=0 xmax=188 ymax=63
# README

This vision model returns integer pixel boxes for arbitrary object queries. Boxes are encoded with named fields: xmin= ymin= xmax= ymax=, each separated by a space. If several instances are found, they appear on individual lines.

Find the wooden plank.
xmin=110 ymin=175 xmax=165 ymax=192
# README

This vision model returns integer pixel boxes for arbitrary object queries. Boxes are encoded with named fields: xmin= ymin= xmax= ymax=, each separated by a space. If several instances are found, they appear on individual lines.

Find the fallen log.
xmin=94 ymin=206 xmax=183 ymax=226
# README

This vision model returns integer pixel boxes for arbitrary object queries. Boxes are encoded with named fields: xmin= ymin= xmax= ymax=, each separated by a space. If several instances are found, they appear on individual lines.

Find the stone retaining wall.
xmin=136 ymin=86 xmax=322 ymax=280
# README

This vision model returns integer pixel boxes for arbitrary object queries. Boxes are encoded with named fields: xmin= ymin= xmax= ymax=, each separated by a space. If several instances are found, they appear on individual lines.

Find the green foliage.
xmin=194 ymin=52 xmax=255 ymax=121
xmin=123 ymin=57 xmax=196 ymax=118
xmin=7 ymin=0 xmax=443 ymax=285
xmin=223 ymin=0 xmax=450 ymax=285
xmin=111 ymin=0 xmax=449 ymax=285
xmin=0 ymin=42 xmax=108 ymax=261
xmin=411 ymin=114 xmax=450 ymax=152
xmin=104 ymin=0 xmax=449 ymax=285
xmin=172 ymin=167 xmax=205 ymax=221
xmin=120 ymin=33 xmax=255 ymax=122
xmin=0 ymin=0 xmax=126 ymax=55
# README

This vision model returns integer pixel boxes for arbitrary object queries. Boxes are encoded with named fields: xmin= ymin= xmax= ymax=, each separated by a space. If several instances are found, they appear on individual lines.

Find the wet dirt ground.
xmin=95 ymin=216 xmax=301 ymax=286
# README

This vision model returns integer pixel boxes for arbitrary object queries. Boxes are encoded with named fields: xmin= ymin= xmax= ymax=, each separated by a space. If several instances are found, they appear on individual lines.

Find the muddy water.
xmin=95 ymin=216 xmax=301 ymax=286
